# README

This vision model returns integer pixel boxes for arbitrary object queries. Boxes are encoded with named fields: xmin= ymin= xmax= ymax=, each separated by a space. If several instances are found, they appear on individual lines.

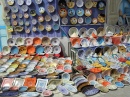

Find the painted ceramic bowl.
xmin=79 ymin=27 xmax=88 ymax=38
xmin=16 ymin=38 xmax=24 ymax=46
xmin=70 ymin=38 xmax=81 ymax=48
xmin=51 ymin=38 xmax=60 ymax=46
xmin=70 ymin=17 xmax=77 ymax=25
xmin=115 ymin=25 xmax=120 ymax=34
xmin=11 ymin=46 xmax=19 ymax=55
xmin=59 ymin=8 xmax=67 ymax=18
xmin=36 ymin=45 xmax=44 ymax=54
xmin=52 ymin=14 xmax=59 ymax=22
xmin=62 ymin=73 xmax=70 ymax=80
xmin=76 ymin=8 xmax=84 ymax=16
xmin=39 ymin=7 xmax=45 ymax=14
xmin=69 ymin=27 xmax=79 ymax=37
xmin=85 ymin=9 xmax=92 ymax=17
xmin=30 ymin=10 xmax=36 ymax=16
xmin=44 ymin=46 xmax=52 ymax=54
xmin=105 ymin=37 xmax=112 ymax=45
xmin=85 ymin=0 xmax=93 ymax=9
xmin=32 ymin=19 xmax=37 ymax=25
xmin=105 ymin=25 xmax=115 ymax=36
xmin=78 ymin=49 xmax=85 ymax=59
xmin=97 ymin=0 xmax=106 ymax=10
xmin=48 ymin=5 xmax=55 ymax=13
xmin=33 ymin=37 xmax=42 ymax=45
xmin=88 ymin=28 xmax=97 ymax=38
xmin=97 ymin=37 xmax=105 ymax=46
xmin=27 ymin=45 xmax=35 ymax=55
xmin=68 ymin=9 xmax=75 ymax=17
xmin=38 ymin=25 xmax=44 ymax=31
xmin=67 ymin=1 xmax=75 ymax=8
xmin=81 ymin=38 xmax=89 ymax=47
xmin=76 ymin=0 xmax=84 ymax=7
xmin=2 ymin=46 xmax=10 ymax=55
xmin=35 ymin=0 xmax=42 ymax=4
xmin=42 ymin=37 xmax=50 ymax=46
xmin=53 ymin=24 xmax=60 ymax=30
xmin=45 ymin=15 xmax=51 ymax=22
xmin=42 ymin=90 xmax=53 ymax=97
xmin=62 ymin=18 xmax=68 ymax=25
xmin=53 ymin=46 xmax=61 ymax=54
xmin=25 ymin=38 xmax=33 ymax=46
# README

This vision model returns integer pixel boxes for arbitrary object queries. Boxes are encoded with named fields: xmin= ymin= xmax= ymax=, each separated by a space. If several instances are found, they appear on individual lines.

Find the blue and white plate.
xmin=76 ymin=8 xmax=84 ymax=16
xmin=85 ymin=17 xmax=92 ymax=24
xmin=68 ymin=9 xmax=75 ymax=17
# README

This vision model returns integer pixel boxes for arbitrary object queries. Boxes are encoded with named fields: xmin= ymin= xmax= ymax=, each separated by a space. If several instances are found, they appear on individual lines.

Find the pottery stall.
xmin=0 ymin=0 xmax=130 ymax=97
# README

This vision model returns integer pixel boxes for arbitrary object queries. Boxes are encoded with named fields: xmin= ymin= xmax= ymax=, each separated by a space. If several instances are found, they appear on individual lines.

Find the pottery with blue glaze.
xmin=19 ymin=86 xmax=28 ymax=92
xmin=68 ymin=9 xmax=75 ymax=17
xmin=36 ymin=45 xmax=44 ymax=54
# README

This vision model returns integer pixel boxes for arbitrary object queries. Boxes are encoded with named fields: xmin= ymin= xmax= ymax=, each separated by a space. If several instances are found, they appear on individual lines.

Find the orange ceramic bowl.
xmin=27 ymin=46 xmax=35 ymax=54
xmin=90 ymin=68 xmax=102 ymax=73
xmin=33 ymin=37 xmax=42 ymax=45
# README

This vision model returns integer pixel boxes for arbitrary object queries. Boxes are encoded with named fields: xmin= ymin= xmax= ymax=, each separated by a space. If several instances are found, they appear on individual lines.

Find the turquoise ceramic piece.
xmin=76 ymin=8 xmax=84 ymax=16
xmin=36 ymin=45 xmax=44 ymax=54
xmin=68 ymin=9 xmax=75 ymax=17
xmin=11 ymin=46 xmax=19 ymax=55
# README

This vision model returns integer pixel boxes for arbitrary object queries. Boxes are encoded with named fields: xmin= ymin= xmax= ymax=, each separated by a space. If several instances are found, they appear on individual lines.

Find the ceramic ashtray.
xmin=2 ymin=46 xmax=10 ymax=55
xmin=48 ymin=5 xmax=55 ymax=13
xmin=51 ymin=38 xmax=60 ymax=46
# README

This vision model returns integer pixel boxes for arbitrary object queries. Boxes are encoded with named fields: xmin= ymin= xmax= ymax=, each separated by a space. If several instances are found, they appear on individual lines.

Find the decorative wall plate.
xmin=7 ymin=0 xmax=15 ymax=6
xmin=69 ymin=27 xmax=79 ymax=37
xmin=67 ymin=1 xmax=75 ymax=8
xmin=52 ymin=14 xmax=59 ymax=22
xmin=33 ymin=37 xmax=42 ymax=45
xmin=17 ymin=0 xmax=24 ymax=5
xmin=78 ymin=17 xmax=84 ymax=24
xmin=48 ymin=5 xmax=55 ymax=13
xmin=44 ymin=46 xmax=52 ymax=54
xmin=62 ymin=18 xmax=68 ymax=25
xmin=39 ymin=7 xmax=45 ymax=14
xmin=42 ymin=37 xmax=50 ymax=46
xmin=35 ymin=0 xmax=42 ymax=4
xmin=76 ymin=8 xmax=84 ymax=16
xmin=88 ymin=28 xmax=97 ymax=38
xmin=68 ymin=9 xmax=75 ymax=17
xmin=21 ymin=5 xmax=28 ymax=12
xmin=36 ymin=45 xmax=44 ymax=54
xmin=85 ymin=0 xmax=93 ymax=9
xmin=26 ymin=0 xmax=32 ymax=6
xmin=2 ymin=46 xmax=10 ymax=55
xmin=51 ymin=38 xmax=60 ymax=46
xmin=25 ymin=38 xmax=33 ymax=46
xmin=85 ymin=17 xmax=92 ymax=24
xmin=16 ymin=37 xmax=24 ymax=46
xmin=85 ymin=9 xmax=92 ymax=17
xmin=11 ymin=6 xmax=18 ymax=13
xmin=53 ymin=46 xmax=61 ymax=54
xmin=76 ymin=0 xmax=84 ymax=7
xmin=105 ymin=25 xmax=115 ymax=36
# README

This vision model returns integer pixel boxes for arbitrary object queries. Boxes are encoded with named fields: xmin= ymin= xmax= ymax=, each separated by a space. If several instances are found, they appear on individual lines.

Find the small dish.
xmin=17 ymin=0 xmax=24 ymax=5
xmin=68 ymin=8 xmax=75 ymax=17
xmin=12 ymin=14 xmax=16 ymax=19
xmin=58 ymin=85 xmax=69 ymax=95
xmin=105 ymin=37 xmax=112 ymax=45
xmin=42 ymin=90 xmax=53 ymax=97
xmin=45 ymin=15 xmax=51 ymax=22
xmin=7 ymin=0 xmax=15 ymax=6
xmin=70 ymin=38 xmax=81 ymax=48
xmin=53 ymin=24 xmax=60 ymax=30
xmin=32 ymin=19 xmax=37 ymax=25
xmin=36 ymin=45 xmax=44 ymax=54
xmin=88 ymin=28 xmax=97 ymax=38
xmin=24 ymin=77 xmax=36 ymax=87
xmin=33 ymin=37 xmax=42 ymax=45
xmin=92 ymin=18 xmax=98 ymax=24
xmin=76 ymin=0 xmax=84 ymax=7
xmin=39 ymin=7 xmax=45 ymax=14
xmin=52 ymin=14 xmax=59 ymax=22
xmin=78 ymin=17 xmax=84 ymax=24
xmin=48 ymin=5 xmax=55 ymax=13
xmin=59 ymin=8 xmax=67 ymax=18
xmin=76 ymin=8 xmax=84 ymax=16
xmin=46 ymin=25 xmax=52 ymax=31
xmin=62 ymin=18 xmax=68 ymax=25
xmin=47 ymin=84 xmax=56 ymax=91
xmin=11 ymin=46 xmax=19 ymax=55
xmin=53 ymin=46 xmax=61 ymax=54
xmin=85 ymin=17 xmax=92 ymax=24
xmin=21 ymin=5 xmax=28 ymax=12
xmin=27 ymin=45 xmax=35 ymax=54
xmin=25 ymin=21 xmax=30 ymax=26
xmin=44 ymin=46 xmax=52 ymax=54
xmin=13 ymin=20 xmax=18 ymax=26
xmin=64 ymin=65 xmax=72 ymax=73
xmin=35 ymin=0 xmax=42 ymax=4
xmin=42 ymin=37 xmax=50 ymax=46
xmin=32 ymin=26 xmax=37 ymax=32
xmin=105 ymin=25 xmax=115 ymax=36
xmin=25 ymin=38 xmax=33 ymax=46
xmin=38 ymin=16 xmax=44 ymax=22
xmin=30 ymin=10 xmax=36 ymax=16
xmin=26 ymin=0 xmax=32 ymax=6
xmin=69 ymin=27 xmax=79 ymax=37
xmin=38 ymin=25 xmax=44 ymax=31
xmin=11 ymin=6 xmax=18 ymax=13
xmin=64 ymin=84 xmax=77 ymax=93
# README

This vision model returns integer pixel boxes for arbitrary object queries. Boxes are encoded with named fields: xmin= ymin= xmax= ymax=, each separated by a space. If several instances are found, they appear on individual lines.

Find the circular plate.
xmin=53 ymin=46 xmax=61 ymax=54
xmin=85 ymin=0 xmax=93 ymax=9
xmin=59 ymin=8 xmax=67 ymax=18
xmin=76 ymin=0 xmax=84 ymax=7
xmin=36 ymin=45 xmax=44 ymax=54
xmin=25 ymin=38 xmax=33 ymax=46
xmin=67 ymin=1 xmax=75 ymax=8
xmin=85 ymin=17 xmax=92 ymax=24
xmin=53 ymin=24 xmax=60 ymax=31
xmin=106 ymin=25 xmax=115 ymax=36
xmin=17 ymin=0 xmax=24 ymax=5
xmin=97 ymin=1 xmax=106 ymax=10
xmin=51 ymin=38 xmax=60 ymax=46
xmin=11 ymin=6 xmax=18 ymax=13
xmin=35 ymin=0 xmax=42 ymax=4
xmin=48 ymin=5 xmax=55 ymax=13
xmin=32 ymin=19 xmax=37 ymax=25
xmin=76 ymin=8 xmax=84 ymax=16
xmin=38 ymin=25 xmax=44 ymax=31
xmin=62 ymin=18 xmax=68 ymax=25
xmin=42 ymin=37 xmax=50 ymax=46
xmin=25 ymin=21 xmax=30 ymax=26
xmin=68 ymin=9 xmax=75 ymax=17
xmin=24 ymin=13 xmax=29 ymax=19
xmin=27 ymin=45 xmax=35 ymax=54
xmin=2 ymin=46 xmax=11 ymax=55
xmin=21 ymin=5 xmax=28 ymax=12
xmin=80 ymin=38 xmax=89 ymax=47
xmin=26 ymin=0 xmax=32 ymax=6
xmin=88 ymin=28 xmax=97 ymax=38
xmin=39 ymin=7 xmax=45 ymax=14
xmin=19 ymin=13 xmax=23 ymax=18
xmin=85 ymin=9 xmax=92 ymax=17
xmin=46 ymin=25 xmax=52 ymax=31
xmin=16 ymin=38 xmax=24 ymax=46
xmin=69 ymin=27 xmax=79 ymax=37
xmin=7 ymin=38 xmax=16 ymax=46
xmin=78 ymin=17 xmax=84 ymax=24
xmin=7 ymin=0 xmax=15 ymax=6
xmin=45 ymin=15 xmax=51 ymax=22
xmin=70 ymin=17 xmax=77 ymax=25
xmin=47 ymin=67 xmax=55 ymax=74
xmin=52 ymin=14 xmax=59 ymax=22
xmin=11 ymin=46 xmax=19 ymax=55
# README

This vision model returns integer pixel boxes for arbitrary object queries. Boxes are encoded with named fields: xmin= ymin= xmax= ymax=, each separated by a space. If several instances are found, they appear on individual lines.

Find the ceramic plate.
xmin=85 ymin=17 xmax=92 ymax=24
xmin=51 ymin=38 xmax=60 ymax=46
xmin=46 ymin=25 xmax=52 ymax=32
xmin=47 ymin=67 xmax=55 ymax=74
xmin=88 ymin=28 xmax=97 ymax=38
xmin=19 ymin=20 xmax=24 ymax=26
xmin=11 ymin=6 xmax=18 ymax=13
xmin=26 ymin=0 xmax=32 ymax=6
xmin=64 ymin=65 xmax=72 ymax=73
xmin=68 ymin=9 xmax=75 ymax=17
xmin=78 ymin=17 xmax=84 ymax=24
xmin=85 ymin=0 xmax=93 ymax=9
xmin=125 ymin=26 xmax=130 ymax=33
xmin=53 ymin=46 xmax=61 ymax=54
xmin=33 ymin=37 xmax=42 ymax=45
xmin=35 ymin=0 xmax=42 ymax=4
xmin=42 ymin=37 xmax=50 ymax=46
xmin=85 ymin=9 xmax=92 ymax=17
xmin=69 ymin=27 xmax=79 ymax=37
xmin=17 ymin=0 xmax=24 ymax=5
xmin=53 ymin=24 xmax=60 ymax=30
xmin=2 ymin=46 xmax=10 ymax=55
xmin=16 ymin=37 xmax=24 ymax=46
xmin=7 ymin=0 xmax=15 ymax=6
xmin=62 ymin=18 xmax=68 ymax=25
xmin=32 ymin=19 xmax=37 ymax=25
xmin=97 ymin=0 xmax=106 ymax=10
xmin=76 ymin=0 xmax=84 ymax=7
xmin=21 ymin=5 xmax=28 ymax=12
xmin=39 ymin=7 xmax=45 ymax=14
xmin=57 ymin=85 xmax=69 ymax=95
xmin=64 ymin=84 xmax=77 ymax=93
xmin=81 ymin=38 xmax=89 ymax=47
xmin=76 ymin=8 xmax=84 ymax=16
xmin=44 ymin=46 xmax=52 ymax=54
xmin=19 ymin=92 xmax=40 ymax=97
xmin=62 ymin=73 xmax=70 ymax=80
xmin=97 ymin=27 xmax=105 ymax=36
xmin=25 ymin=38 xmax=33 ymax=46
xmin=48 ymin=5 xmax=55 ymax=13
xmin=79 ymin=27 xmax=88 ymax=38
xmin=106 ymin=25 xmax=115 ymax=36
xmin=52 ymin=14 xmax=59 ymax=22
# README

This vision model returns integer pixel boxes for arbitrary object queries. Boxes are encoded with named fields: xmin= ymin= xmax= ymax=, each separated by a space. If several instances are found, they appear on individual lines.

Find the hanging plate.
xmin=105 ymin=25 xmax=115 ymax=36
xmin=11 ymin=6 xmax=18 ymax=13
xmin=26 ymin=0 xmax=32 ymax=6
xmin=115 ymin=25 xmax=120 ymax=34
xmin=21 ymin=5 xmax=28 ymax=12
xmin=35 ymin=0 xmax=42 ymax=4
xmin=7 ymin=0 xmax=15 ymax=6
xmin=17 ymin=0 xmax=24 ymax=5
